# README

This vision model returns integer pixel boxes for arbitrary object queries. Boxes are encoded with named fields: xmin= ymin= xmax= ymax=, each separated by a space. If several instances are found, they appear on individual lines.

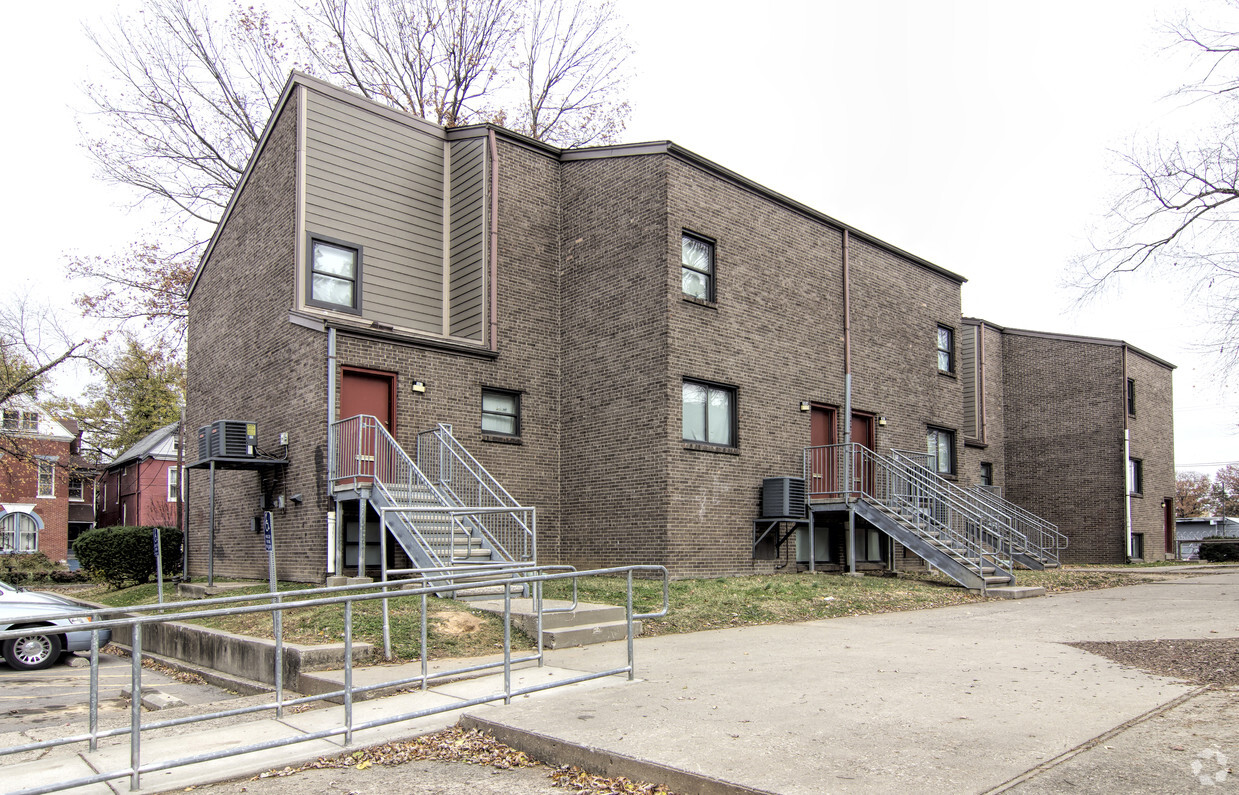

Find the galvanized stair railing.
xmin=970 ymin=485 xmax=1067 ymax=568
xmin=804 ymin=443 xmax=1017 ymax=591
xmin=329 ymin=416 xmax=529 ymax=576
xmin=416 ymin=423 xmax=535 ymax=563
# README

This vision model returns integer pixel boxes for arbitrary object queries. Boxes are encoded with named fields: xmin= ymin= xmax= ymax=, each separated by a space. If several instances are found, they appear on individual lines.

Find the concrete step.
xmin=468 ymin=599 xmax=640 ymax=648
xmin=986 ymin=585 xmax=1046 ymax=599
xmin=542 ymin=620 xmax=642 ymax=649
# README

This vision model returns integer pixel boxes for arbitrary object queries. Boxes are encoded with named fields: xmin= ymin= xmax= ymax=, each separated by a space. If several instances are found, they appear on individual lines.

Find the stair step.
xmin=542 ymin=619 xmax=641 ymax=649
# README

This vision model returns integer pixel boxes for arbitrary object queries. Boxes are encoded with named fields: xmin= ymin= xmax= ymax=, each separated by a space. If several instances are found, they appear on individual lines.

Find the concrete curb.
xmin=460 ymin=715 xmax=779 ymax=795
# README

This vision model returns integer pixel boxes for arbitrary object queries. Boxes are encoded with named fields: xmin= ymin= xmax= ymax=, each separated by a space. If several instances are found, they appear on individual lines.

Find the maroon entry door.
xmin=340 ymin=368 xmax=396 ymax=481
xmin=808 ymin=405 xmax=838 ymax=497
xmin=851 ymin=412 xmax=876 ymax=496
xmin=1164 ymin=498 xmax=1174 ymax=559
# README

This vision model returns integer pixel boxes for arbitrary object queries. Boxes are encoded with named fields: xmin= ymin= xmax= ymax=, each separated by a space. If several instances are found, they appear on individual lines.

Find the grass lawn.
xmin=80 ymin=566 xmax=1145 ymax=661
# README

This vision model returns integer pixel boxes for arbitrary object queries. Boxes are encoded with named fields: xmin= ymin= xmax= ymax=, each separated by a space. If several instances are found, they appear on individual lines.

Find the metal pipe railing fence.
xmin=969 ymin=485 xmax=1067 ymax=564
xmin=1 ymin=563 xmax=669 ymax=795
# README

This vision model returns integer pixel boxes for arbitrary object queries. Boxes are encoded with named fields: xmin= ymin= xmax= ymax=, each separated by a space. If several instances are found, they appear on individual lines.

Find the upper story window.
xmin=1 ymin=410 xmax=18 ymax=431
xmin=1127 ymin=378 xmax=1136 ymax=416
xmin=37 ymin=460 xmax=55 ymax=498
xmin=926 ymin=427 xmax=955 ymax=475
xmin=68 ymin=476 xmax=85 ymax=502
xmin=2 ymin=410 xmax=38 ymax=432
xmin=167 ymin=467 xmax=180 ymax=502
xmin=1129 ymin=457 xmax=1143 ymax=496
xmin=307 ymin=236 xmax=363 ymax=314
xmin=937 ymin=325 xmax=954 ymax=373
xmin=682 ymin=379 xmax=736 ymax=447
xmin=481 ymin=389 xmax=521 ymax=437
xmin=681 ymin=233 xmax=715 ymax=301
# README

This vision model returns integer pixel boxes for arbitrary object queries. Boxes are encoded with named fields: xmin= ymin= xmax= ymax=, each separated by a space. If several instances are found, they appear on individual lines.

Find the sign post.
xmin=153 ymin=527 xmax=164 ymax=605
xmin=262 ymin=510 xmax=284 ymax=717
xmin=262 ymin=511 xmax=276 ymax=592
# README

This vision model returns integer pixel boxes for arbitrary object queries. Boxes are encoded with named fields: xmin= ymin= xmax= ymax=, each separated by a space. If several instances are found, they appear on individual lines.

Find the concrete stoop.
xmin=468 ymin=598 xmax=643 ymax=649
xmin=986 ymin=585 xmax=1047 ymax=599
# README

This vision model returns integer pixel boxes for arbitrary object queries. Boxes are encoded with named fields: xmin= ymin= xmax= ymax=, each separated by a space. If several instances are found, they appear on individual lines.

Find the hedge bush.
xmin=0 ymin=552 xmax=90 ymax=586
xmin=1199 ymin=539 xmax=1239 ymax=562
xmin=73 ymin=526 xmax=182 ymax=588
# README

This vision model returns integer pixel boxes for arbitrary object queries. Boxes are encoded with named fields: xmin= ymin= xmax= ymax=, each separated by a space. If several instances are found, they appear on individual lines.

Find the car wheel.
xmin=3 ymin=630 xmax=63 ymax=670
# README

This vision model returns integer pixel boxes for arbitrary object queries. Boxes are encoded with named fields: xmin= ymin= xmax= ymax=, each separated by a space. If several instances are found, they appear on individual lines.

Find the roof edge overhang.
xmin=964 ymin=317 xmax=1176 ymax=370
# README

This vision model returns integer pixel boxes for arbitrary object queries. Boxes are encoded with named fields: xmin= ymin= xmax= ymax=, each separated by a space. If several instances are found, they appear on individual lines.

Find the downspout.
xmin=327 ymin=327 xmax=339 ymax=576
xmin=1122 ymin=344 xmax=1132 ymax=561
xmin=842 ymin=230 xmax=856 ymax=574
xmin=488 ymin=129 xmax=500 ymax=352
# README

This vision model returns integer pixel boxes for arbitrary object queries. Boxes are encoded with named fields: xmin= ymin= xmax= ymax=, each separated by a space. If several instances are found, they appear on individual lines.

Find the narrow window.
xmin=681 ymin=233 xmax=715 ymax=301
xmin=926 ymin=427 xmax=955 ymax=475
xmin=37 ymin=460 xmax=55 ymax=498
xmin=1127 ymin=378 xmax=1136 ymax=416
xmin=167 ymin=467 xmax=180 ymax=502
xmin=481 ymin=389 xmax=521 ymax=437
xmin=68 ymin=476 xmax=85 ymax=502
xmin=682 ymin=379 xmax=737 ymax=447
xmin=980 ymin=462 xmax=993 ymax=487
xmin=307 ymin=236 xmax=363 ymax=313
xmin=937 ymin=325 xmax=954 ymax=373
xmin=1129 ymin=458 xmax=1143 ymax=496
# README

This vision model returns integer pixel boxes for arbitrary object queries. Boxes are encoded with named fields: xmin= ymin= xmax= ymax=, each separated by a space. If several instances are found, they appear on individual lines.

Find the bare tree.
xmin=1074 ymin=5 xmax=1239 ymax=377
xmin=77 ymin=0 xmax=632 ymax=342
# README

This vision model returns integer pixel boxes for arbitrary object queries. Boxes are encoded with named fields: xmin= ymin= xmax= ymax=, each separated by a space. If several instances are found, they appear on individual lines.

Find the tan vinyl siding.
xmin=303 ymin=88 xmax=445 ymax=334
xmin=449 ymin=138 xmax=487 ymax=340
xmin=961 ymin=323 xmax=978 ymax=438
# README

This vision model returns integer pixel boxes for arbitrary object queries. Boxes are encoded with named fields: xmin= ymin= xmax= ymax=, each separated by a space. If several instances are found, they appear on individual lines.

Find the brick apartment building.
xmin=0 ymin=396 xmax=98 ymax=565
xmin=185 ymin=73 xmax=1174 ymax=584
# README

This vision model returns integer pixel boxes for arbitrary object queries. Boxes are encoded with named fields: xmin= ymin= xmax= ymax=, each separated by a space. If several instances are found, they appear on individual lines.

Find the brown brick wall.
xmin=187 ymin=88 xmax=334 ymax=583
xmin=1126 ymin=348 xmax=1175 ymax=559
xmin=0 ymin=437 xmax=71 ymax=562
xmin=961 ymin=321 xmax=1006 ymax=491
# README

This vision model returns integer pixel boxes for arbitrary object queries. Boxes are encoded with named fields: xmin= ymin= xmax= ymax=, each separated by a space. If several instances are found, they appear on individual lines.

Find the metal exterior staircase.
xmin=329 ymin=416 xmax=535 ymax=592
xmin=970 ymin=485 xmax=1067 ymax=569
xmin=803 ymin=443 xmax=1019 ymax=591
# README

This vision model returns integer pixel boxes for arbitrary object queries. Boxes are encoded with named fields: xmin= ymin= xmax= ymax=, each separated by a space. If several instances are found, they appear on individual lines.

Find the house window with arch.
xmin=0 ymin=509 xmax=40 ymax=553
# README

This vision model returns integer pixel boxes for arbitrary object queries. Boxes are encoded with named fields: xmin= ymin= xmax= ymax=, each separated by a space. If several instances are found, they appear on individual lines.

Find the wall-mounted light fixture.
xmin=878 ymin=416 xmax=887 ymax=427
xmin=799 ymin=402 xmax=811 ymax=412
xmin=412 ymin=381 xmax=426 ymax=393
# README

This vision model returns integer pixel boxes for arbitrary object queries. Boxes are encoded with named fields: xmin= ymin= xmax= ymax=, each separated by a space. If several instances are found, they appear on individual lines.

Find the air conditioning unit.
xmin=762 ymin=477 xmax=806 ymax=519
xmin=207 ymin=420 xmax=257 ymax=458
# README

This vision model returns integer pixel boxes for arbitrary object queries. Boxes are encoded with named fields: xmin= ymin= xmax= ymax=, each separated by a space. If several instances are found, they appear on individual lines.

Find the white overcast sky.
xmin=2 ymin=0 xmax=1236 ymax=476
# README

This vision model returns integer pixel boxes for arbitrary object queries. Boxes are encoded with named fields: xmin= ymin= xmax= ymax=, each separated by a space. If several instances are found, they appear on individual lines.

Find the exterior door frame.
xmin=808 ymin=403 xmax=839 ymax=497
xmin=340 ymin=366 xmax=397 ymax=433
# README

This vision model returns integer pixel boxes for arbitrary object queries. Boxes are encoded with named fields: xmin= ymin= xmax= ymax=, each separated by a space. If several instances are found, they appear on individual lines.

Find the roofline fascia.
xmin=964 ymin=317 xmax=1176 ymax=370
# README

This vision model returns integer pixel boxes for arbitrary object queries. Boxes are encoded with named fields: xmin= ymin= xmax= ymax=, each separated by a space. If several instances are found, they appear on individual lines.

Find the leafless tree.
xmin=1074 ymin=4 xmax=1239 ymax=377
xmin=77 ymin=0 xmax=631 ymax=342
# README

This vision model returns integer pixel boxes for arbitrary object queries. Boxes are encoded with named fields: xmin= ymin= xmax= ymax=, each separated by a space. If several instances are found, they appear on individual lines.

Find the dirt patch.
xmin=1067 ymin=637 xmax=1239 ymax=687
xmin=430 ymin=611 xmax=485 ymax=636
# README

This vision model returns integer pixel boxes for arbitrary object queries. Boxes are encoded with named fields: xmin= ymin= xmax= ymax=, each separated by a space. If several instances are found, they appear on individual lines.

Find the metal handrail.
xmin=970 ymin=485 xmax=1068 ymax=561
xmin=1 ymin=563 xmax=670 ymax=795
xmin=416 ymin=423 xmax=535 ymax=562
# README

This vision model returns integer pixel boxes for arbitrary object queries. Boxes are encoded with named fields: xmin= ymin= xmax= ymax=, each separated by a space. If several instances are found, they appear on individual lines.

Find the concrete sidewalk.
xmin=6 ymin=570 xmax=1238 ymax=794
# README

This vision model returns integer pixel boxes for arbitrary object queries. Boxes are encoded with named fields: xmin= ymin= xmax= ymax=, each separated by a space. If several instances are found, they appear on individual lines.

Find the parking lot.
xmin=0 ymin=651 xmax=244 ymax=735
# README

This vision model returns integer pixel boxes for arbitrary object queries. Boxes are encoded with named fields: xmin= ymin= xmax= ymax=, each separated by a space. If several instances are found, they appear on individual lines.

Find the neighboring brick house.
xmin=185 ymin=72 xmax=1175 ymax=583
xmin=97 ymin=423 xmax=183 ymax=530
xmin=0 ymin=397 xmax=96 ymax=565
xmin=959 ymin=320 xmax=1176 ymax=563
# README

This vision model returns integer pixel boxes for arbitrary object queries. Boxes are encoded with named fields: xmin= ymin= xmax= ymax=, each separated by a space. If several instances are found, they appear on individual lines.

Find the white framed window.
xmin=0 ymin=512 xmax=38 ymax=553
xmin=926 ymin=427 xmax=955 ymax=475
xmin=681 ymin=233 xmax=715 ymax=301
xmin=481 ymin=389 xmax=521 ymax=436
xmin=68 ymin=476 xmax=85 ymax=502
xmin=1 ymin=410 xmax=18 ymax=431
xmin=167 ymin=467 xmax=180 ymax=502
xmin=682 ymin=379 xmax=737 ymax=447
xmin=1129 ymin=458 xmax=1143 ymax=496
xmin=307 ymin=235 xmax=363 ymax=314
xmin=37 ymin=461 xmax=55 ymax=498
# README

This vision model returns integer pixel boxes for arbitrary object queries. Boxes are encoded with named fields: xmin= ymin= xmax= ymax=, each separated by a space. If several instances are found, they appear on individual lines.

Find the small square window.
xmin=682 ymin=379 xmax=737 ymax=447
xmin=1129 ymin=458 xmax=1143 ymax=496
xmin=307 ymin=236 xmax=362 ymax=313
xmin=37 ymin=460 xmax=55 ymax=498
xmin=937 ymin=325 xmax=954 ymax=373
xmin=481 ymin=389 xmax=520 ymax=436
xmin=2 ymin=410 xmax=20 ymax=431
xmin=681 ymin=233 xmax=715 ymax=301
xmin=926 ymin=427 xmax=955 ymax=475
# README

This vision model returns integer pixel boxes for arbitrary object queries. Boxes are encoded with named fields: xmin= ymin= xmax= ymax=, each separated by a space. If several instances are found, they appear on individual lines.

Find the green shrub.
xmin=1199 ymin=540 xmax=1239 ymax=562
xmin=0 ymin=552 xmax=88 ymax=586
xmin=73 ymin=526 xmax=183 ymax=588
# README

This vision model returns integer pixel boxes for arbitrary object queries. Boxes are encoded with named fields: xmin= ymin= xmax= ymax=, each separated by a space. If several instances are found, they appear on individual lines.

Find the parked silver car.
xmin=0 ymin=579 xmax=110 ymax=670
